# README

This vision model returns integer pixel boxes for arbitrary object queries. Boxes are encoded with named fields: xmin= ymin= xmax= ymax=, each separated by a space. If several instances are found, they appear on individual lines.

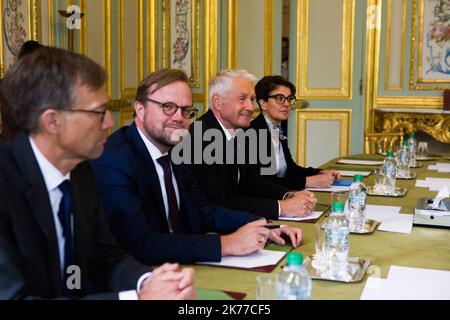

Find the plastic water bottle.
xmin=277 ymin=253 xmax=312 ymax=300
xmin=382 ymin=151 xmax=397 ymax=194
xmin=407 ymin=133 xmax=417 ymax=167
xmin=347 ymin=175 xmax=367 ymax=232
xmin=324 ymin=202 xmax=349 ymax=279
xmin=397 ymin=141 xmax=410 ymax=178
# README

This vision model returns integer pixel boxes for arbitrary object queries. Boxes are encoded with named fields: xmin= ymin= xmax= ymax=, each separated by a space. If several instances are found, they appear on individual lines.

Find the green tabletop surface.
xmin=190 ymin=154 xmax=450 ymax=300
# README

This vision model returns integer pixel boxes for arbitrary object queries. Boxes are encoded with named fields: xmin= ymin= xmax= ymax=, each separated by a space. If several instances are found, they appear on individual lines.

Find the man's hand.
xmin=268 ymin=225 xmax=303 ymax=248
xmin=220 ymin=219 xmax=270 ymax=256
xmin=320 ymin=169 xmax=341 ymax=181
xmin=138 ymin=263 xmax=196 ymax=300
xmin=306 ymin=174 xmax=335 ymax=188
xmin=279 ymin=190 xmax=317 ymax=217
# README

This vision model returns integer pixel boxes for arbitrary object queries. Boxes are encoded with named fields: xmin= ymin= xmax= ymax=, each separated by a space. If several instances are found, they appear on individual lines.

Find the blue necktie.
xmin=157 ymin=156 xmax=183 ymax=234
xmin=58 ymin=180 xmax=73 ymax=284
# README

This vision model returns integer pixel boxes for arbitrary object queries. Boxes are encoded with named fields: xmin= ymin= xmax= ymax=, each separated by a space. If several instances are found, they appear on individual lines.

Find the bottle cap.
xmin=354 ymin=175 xmax=363 ymax=182
xmin=402 ymin=141 xmax=408 ymax=146
xmin=386 ymin=151 xmax=394 ymax=157
xmin=332 ymin=202 xmax=345 ymax=213
xmin=286 ymin=252 xmax=303 ymax=266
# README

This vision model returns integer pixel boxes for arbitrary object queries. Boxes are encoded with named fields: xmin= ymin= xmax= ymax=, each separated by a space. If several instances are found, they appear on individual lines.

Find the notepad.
xmin=337 ymin=170 xmax=372 ymax=177
xmin=279 ymin=210 xmax=324 ymax=222
xmin=197 ymin=250 xmax=286 ymax=270
xmin=337 ymin=159 xmax=384 ymax=166
xmin=307 ymin=185 xmax=350 ymax=192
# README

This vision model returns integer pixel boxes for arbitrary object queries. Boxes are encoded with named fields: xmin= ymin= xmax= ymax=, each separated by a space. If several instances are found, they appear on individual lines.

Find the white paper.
xmin=388 ymin=266 xmax=450 ymax=285
xmin=306 ymin=186 xmax=349 ymax=193
xmin=279 ymin=210 xmax=324 ymax=222
xmin=364 ymin=205 xmax=412 ymax=234
xmin=428 ymin=165 xmax=439 ymax=171
xmin=415 ymin=178 xmax=450 ymax=191
xmin=361 ymin=277 xmax=450 ymax=300
xmin=337 ymin=159 xmax=384 ymax=166
xmin=337 ymin=170 xmax=372 ymax=177
xmin=197 ymin=250 xmax=286 ymax=269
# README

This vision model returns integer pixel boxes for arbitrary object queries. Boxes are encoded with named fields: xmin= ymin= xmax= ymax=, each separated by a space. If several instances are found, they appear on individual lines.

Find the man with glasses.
xmin=91 ymin=68 xmax=303 ymax=266
xmin=0 ymin=47 xmax=195 ymax=299
xmin=251 ymin=75 xmax=340 ymax=189
xmin=189 ymin=69 xmax=317 ymax=220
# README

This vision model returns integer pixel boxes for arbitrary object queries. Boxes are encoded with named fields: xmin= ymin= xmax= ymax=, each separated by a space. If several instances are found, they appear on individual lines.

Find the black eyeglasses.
xmin=140 ymin=97 xmax=198 ymax=119
xmin=61 ymin=108 xmax=108 ymax=122
xmin=267 ymin=94 xmax=296 ymax=105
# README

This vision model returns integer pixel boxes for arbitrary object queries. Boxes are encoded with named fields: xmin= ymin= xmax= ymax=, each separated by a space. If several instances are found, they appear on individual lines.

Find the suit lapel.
xmin=13 ymin=134 xmax=62 ymax=295
xmin=126 ymin=123 xmax=169 ymax=230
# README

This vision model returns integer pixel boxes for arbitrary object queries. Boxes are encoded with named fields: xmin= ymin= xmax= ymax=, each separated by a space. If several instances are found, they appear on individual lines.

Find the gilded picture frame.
xmin=162 ymin=0 xmax=200 ymax=88
xmin=0 ymin=0 xmax=37 ymax=76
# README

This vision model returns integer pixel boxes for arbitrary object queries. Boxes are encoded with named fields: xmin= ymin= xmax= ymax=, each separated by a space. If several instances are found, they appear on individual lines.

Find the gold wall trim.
xmin=384 ymin=0 xmax=406 ymax=91
xmin=376 ymin=96 xmax=443 ymax=108
xmin=264 ymin=0 xmax=273 ymax=75
xmin=119 ymin=0 xmax=144 ymax=99
xmin=147 ymin=0 xmax=157 ymax=72
xmin=161 ymin=0 xmax=201 ymax=88
xmin=296 ymin=0 xmax=354 ymax=99
xmin=104 ymin=0 xmax=112 ymax=97
xmin=204 ymin=0 xmax=218 ymax=109
xmin=364 ymin=0 xmax=382 ymax=134
xmin=80 ymin=0 xmax=86 ymax=54
xmin=295 ymin=109 xmax=352 ymax=166
xmin=49 ymin=0 xmax=54 ymax=46
xmin=227 ymin=0 xmax=237 ymax=69
xmin=410 ymin=0 xmax=450 ymax=90
xmin=193 ymin=93 xmax=204 ymax=103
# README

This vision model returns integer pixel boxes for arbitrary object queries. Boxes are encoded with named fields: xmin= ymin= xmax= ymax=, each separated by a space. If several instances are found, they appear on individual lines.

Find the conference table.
xmin=192 ymin=154 xmax=450 ymax=300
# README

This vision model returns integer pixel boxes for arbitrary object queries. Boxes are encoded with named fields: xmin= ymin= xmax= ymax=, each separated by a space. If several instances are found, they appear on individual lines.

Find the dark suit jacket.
xmin=250 ymin=113 xmax=321 ymax=190
xmin=91 ymin=122 xmax=258 ymax=265
xmin=188 ymin=110 xmax=290 ymax=219
xmin=0 ymin=134 xmax=149 ymax=300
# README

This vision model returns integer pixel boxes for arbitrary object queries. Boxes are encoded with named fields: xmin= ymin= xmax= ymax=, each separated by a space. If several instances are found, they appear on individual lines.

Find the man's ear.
xmin=134 ymin=100 xmax=145 ymax=121
xmin=40 ymin=109 xmax=60 ymax=134
xmin=212 ymin=94 xmax=222 ymax=110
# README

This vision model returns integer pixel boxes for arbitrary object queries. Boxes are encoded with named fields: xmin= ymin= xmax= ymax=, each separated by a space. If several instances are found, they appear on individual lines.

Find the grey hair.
xmin=208 ymin=69 xmax=257 ymax=109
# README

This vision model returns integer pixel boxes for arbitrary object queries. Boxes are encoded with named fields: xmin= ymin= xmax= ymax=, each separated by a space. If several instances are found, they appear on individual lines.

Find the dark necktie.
xmin=57 ymin=180 xmax=73 ymax=287
xmin=157 ymin=155 xmax=183 ymax=234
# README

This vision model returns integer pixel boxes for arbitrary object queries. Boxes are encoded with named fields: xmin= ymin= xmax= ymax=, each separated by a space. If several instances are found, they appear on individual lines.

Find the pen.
xmin=264 ymin=223 xmax=284 ymax=229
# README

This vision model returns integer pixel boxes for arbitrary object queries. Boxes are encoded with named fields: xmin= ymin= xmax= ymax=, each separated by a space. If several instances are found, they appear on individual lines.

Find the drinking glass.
xmin=256 ymin=274 xmax=279 ymax=300
xmin=330 ymin=191 xmax=348 ymax=212
xmin=312 ymin=220 xmax=327 ymax=272
xmin=417 ymin=142 xmax=428 ymax=158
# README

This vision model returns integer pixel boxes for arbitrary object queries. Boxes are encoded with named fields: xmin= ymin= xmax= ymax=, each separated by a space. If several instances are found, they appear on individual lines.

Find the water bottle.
xmin=277 ymin=253 xmax=312 ymax=300
xmin=347 ymin=175 xmax=367 ymax=232
xmin=324 ymin=202 xmax=349 ymax=279
xmin=382 ymin=151 xmax=397 ymax=194
xmin=407 ymin=133 xmax=417 ymax=167
xmin=397 ymin=141 xmax=410 ymax=178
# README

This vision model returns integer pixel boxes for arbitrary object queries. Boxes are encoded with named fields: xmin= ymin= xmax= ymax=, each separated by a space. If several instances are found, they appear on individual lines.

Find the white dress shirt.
xmin=137 ymin=127 xmax=180 ymax=233
xmin=262 ymin=113 xmax=288 ymax=178
xmin=29 ymin=136 xmax=149 ymax=300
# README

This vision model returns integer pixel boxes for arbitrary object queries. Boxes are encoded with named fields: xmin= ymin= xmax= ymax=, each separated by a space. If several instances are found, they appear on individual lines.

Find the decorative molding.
xmin=296 ymin=0 xmax=354 ymax=99
xmin=204 ymin=0 xmax=218 ymax=109
xmin=384 ymin=0 xmax=406 ymax=91
xmin=147 ymin=0 xmax=157 ymax=72
xmin=264 ymin=0 xmax=273 ymax=75
xmin=227 ymin=0 xmax=237 ymax=69
xmin=295 ymin=109 xmax=352 ymax=166
xmin=104 ymin=0 xmax=111 ymax=96
xmin=377 ymin=96 xmax=443 ymax=108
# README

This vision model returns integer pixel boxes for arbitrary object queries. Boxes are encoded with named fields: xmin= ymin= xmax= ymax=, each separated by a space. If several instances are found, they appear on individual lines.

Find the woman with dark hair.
xmin=251 ymin=75 xmax=341 ymax=190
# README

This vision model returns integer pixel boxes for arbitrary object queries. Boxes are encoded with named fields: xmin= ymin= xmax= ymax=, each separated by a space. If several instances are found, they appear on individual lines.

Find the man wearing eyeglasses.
xmin=251 ymin=75 xmax=341 ymax=190
xmin=189 ymin=69 xmax=317 ymax=220
xmin=91 ymin=68 xmax=303 ymax=266
xmin=0 ymin=47 xmax=195 ymax=299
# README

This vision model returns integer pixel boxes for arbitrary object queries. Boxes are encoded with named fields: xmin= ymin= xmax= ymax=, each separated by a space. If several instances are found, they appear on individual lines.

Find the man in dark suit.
xmin=252 ymin=75 xmax=341 ymax=190
xmin=0 ymin=47 xmax=195 ymax=300
xmin=91 ymin=69 xmax=302 ymax=266
xmin=189 ymin=69 xmax=317 ymax=220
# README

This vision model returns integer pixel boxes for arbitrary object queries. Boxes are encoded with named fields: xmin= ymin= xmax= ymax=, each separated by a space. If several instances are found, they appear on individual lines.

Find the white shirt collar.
xmin=29 ymin=136 xmax=70 ymax=192
xmin=136 ymin=126 xmax=168 ymax=160
xmin=213 ymin=114 xmax=235 ymax=141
